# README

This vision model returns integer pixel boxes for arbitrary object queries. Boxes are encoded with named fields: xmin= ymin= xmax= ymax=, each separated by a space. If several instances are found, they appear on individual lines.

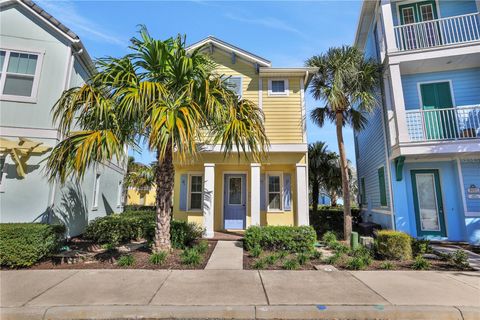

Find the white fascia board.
xmin=391 ymin=140 xmax=480 ymax=158
xmin=387 ymin=42 xmax=480 ymax=64
xmin=187 ymin=37 xmax=271 ymax=67
xmin=199 ymin=144 xmax=308 ymax=153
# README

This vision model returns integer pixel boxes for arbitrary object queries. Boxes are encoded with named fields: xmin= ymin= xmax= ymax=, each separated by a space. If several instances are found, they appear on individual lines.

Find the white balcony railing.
xmin=394 ymin=13 xmax=480 ymax=51
xmin=406 ymin=105 xmax=480 ymax=142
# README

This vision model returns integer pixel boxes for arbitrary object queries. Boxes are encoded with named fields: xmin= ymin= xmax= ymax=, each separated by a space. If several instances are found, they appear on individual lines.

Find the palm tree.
xmin=306 ymin=46 xmax=381 ymax=241
xmin=46 ymin=27 xmax=268 ymax=251
xmin=125 ymin=160 xmax=156 ymax=200
xmin=308 ymin=142 xmax=328 ymax=215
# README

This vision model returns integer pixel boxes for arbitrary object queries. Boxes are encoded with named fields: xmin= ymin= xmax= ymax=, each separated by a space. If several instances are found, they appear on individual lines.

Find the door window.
xmin=415 ymin=173 xmax=440 ymax=231
xmin=228 ymin=177 xmax=242 ymax=205
xmin=402 ymin=7 xmax=416 ymax=24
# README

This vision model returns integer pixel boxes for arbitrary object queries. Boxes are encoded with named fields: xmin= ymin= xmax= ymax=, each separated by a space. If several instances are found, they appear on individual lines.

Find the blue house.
xmin=354 ymin=0 xmax=480 ymax=244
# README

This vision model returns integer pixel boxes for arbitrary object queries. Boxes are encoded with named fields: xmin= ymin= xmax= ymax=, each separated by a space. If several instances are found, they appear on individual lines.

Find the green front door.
xmin=420 ymin=82 xmax=457 ymax=140
xmin=411 ymin=170 xmax=446 ymax=237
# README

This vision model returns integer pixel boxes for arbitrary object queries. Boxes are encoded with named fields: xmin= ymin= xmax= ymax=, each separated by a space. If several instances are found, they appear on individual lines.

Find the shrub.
xmin=311 ymin=250 xmax=322 ymax=260
xmin=244 ymin=226 xmax=317 ymax=253
xmin=325 ymin=252 xmax=346 ymax=265
xmin=117 ymin=254 xmax=135 ymax=267
xmin=379 ymin=261 xmax=395 ymax=270
xmin=321 ymin=231 xmax=337 ymax=245
xmin=297 ymin=252 xmax=310 ymax=265
xmin=253 ymin=258 xmax=266 ymax=269
xmin=331 ymin=242 xmax=350 ymax=254
xmin=346 ymin=256 xmax=367 ymax=270
xmin=0 ymin=223 xmax=65 ymax=268
xmin=149 ymin=251 xmax=168 ymax=265
xmin=278 ymin=250 xmax=289 ymax=259
xmin=375 ymin=230 xmax=412 ymax=261
xmin=282 ymin=258 xmax=300 ymax=270
xmin=249 ymin=246 xmax=262 ymax=258
xmin=181 ymin=248 xmax=202 ymax=266
xmin=350 ymin=245 xmax=373 ymax=266
xmin=412 ymin=256 xmax=431 ymax=270
xmin=264 ymin=253 xmax=280 ymax=265
xmin=310 ymin=207 xmax=362 ymax=239
xmin=195 ymin=241 xmax=209 ymax=255
xmin=452 ymin=250 xmax=469 ymax=269
xmin=85 ymin=211 xmax=202 ymax=248
xmin=412 ymin=238 xmax=431 ymax=257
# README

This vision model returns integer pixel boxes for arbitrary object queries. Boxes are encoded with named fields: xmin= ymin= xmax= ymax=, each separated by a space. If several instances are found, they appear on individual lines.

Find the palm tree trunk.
xmin=335 ymin=112 xmax=352 ymax=241
xmin=312 ymin=179 xmax=319 ymax=215
xmin=154 ymin=145 xmax=174 ymax=251
xmin=330 ymin=193 xmax=337 ymax=207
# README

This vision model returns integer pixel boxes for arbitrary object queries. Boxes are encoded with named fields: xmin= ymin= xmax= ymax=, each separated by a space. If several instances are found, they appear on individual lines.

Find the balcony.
xmin=406 ymin=105 xmax=480 ymax=142
xmin=394 ymin=13 xmax=480 ymax=51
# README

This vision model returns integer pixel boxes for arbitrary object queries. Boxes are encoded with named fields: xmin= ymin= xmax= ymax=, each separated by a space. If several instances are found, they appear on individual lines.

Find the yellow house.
xmin=172 ymin=37 xmax=315 ymax=238
xmin=127 ymin=187 xmax=156 ymax=206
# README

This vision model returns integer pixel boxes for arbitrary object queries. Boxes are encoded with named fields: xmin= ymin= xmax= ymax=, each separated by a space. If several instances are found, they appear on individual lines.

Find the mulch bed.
xmin=243 ymin=250 xmax=323 ymax=270
xmin=29 ymin=238 xmax=217 ymax=270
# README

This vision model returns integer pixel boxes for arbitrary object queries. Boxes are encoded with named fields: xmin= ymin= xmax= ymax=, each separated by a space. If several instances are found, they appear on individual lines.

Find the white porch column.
xmin=388 ymin=64 xmax=410 ymax=144
xmin=381 ymin=0 xmax=398 ymax=53
xmin=203 ymin=163 xmax=215 ymax=238
xmin=296 ymin=164 xmax=309 ymax=226
xmin=250 ymin=163 xmax=261 ymax=226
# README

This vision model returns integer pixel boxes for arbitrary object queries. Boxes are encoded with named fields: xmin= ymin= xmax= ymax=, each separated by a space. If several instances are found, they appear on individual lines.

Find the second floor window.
xmin=224 ymin=76 xmax=242 ymax=98
xmin=0 ymin=49 xmax=42 ymax=102
xmin=268 ymin=79 xmax=289 ymax=96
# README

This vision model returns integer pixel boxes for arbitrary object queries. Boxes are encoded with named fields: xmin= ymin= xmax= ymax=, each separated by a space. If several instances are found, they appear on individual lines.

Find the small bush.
xmin=195 ymin=241 xmax=209 ymax=255
xmin=412 ymin=238 xmax=431 ymax=257
xmin=375 ymin=230 xmax=412 ymax=261
xmin=325 ymin=252 xmax=346 ymax=265
xmin=244 ymin=226 xmax=317 ymax=253
xmin=85 ymin=211 xmax=202 ymax=248
xmin=311 ymin=250 xmax=322 ymax=260
xmin=310 ymin=207 xmax=362 ymax=239
xmin=253 ymin=258 xmax=266 ymax=269
xmin=117 ymin=254 xmax=135 ymax=267
xmin=264 ymin=253 xmax=280 ymax=265
xmin=297 ymin=252 xmax=310 ymax=265
xmin=379 ymin=261 xmax=395 ymax=270
xmin=149 ymin=251 xmax=168 ymax=265
xmin=412 ymin=256 xmax=431 ymax=270
xmin=0 ymin=223 xmax=65 ymax=268
xmin=181 ymin=248 xmax=202 ymax=266
xmin=331 ymin=242 xmax=350 ymax=254
xmin=282 ymin=258 xmax=300 ymax=270
xmin=321 ymin=231 xmax=337 ymax=245
xmin=249 ymin=246 xmax=262 ymax=258
xmin=278 ymin=251 xmax=289 ymax=259
xmin=452 ymin=250 xmax=469 ymax=269
xmin=346 ymin=256 xmax=367 ymax=270
xmin=350 ymin=246 xmax=373 ymax=266
xmin=101 ymin=243 xmax=116 ymax=251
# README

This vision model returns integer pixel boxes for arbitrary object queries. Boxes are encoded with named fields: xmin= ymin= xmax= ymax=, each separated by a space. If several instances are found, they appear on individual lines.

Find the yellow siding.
xmin=203 ymin=49 xmax=304 ymax=144
xmin=127 ymin=188 xmax=156 ymax=206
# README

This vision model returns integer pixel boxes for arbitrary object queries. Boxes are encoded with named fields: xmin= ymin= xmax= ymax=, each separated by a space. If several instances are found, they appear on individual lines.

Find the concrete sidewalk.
xmin=1 ymin=269 xmax=479 ymax=319
xmin=205 ymin=241 xmax=243 ymax=270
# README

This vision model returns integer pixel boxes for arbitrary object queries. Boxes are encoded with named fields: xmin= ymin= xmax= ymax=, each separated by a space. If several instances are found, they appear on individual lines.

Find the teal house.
xmin=0 ymin=0 xmax=125 ymax=236
xmin=354 ymin=0 xmax=480 ymax=244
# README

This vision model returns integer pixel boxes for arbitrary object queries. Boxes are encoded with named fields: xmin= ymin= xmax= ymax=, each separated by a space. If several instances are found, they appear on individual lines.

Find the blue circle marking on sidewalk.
xmin=316 ymin=305 xmax=327 ymax=311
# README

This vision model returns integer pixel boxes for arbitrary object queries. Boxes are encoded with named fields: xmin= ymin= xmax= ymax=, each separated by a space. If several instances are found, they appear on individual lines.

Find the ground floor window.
xmin=267 ymin=173 xmax=282 ymax=211
xmin=378 ymin=167 xmax=387 ymax=206
xmin=189 ymin=175 xmax=203 ymax=210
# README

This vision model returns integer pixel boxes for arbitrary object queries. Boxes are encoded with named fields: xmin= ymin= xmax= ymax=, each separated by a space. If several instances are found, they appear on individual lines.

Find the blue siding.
xmin=395 ymin=160 xmax=467 ymax=241
xmin=465 ymin=218 xmax=480 ymax=245
xmin=392 ymin=0 xmax=478 ymax=26
xmin=401 ymin=68 xmax=480 ymax=110
xmin=461 ymin=159 xmax=480 ymax=213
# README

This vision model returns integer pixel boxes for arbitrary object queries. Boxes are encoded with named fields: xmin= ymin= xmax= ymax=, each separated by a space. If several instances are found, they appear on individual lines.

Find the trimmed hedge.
xmin=375 ymin=230 xmax=412 ymax=261
xmin=0 ymin=223 xmax=65 ymax=268
xmin=309 ymin=207 xmax=362 ymax=239
xmin=84 ymin=210 xmax=203 ymax=249
xmin=244 ymin=226 xmax=317 ymax=253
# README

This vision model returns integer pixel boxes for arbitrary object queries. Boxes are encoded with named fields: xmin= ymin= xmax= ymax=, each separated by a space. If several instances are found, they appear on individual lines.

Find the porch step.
xmin=205 ymin=241 xmax=243 ymax=270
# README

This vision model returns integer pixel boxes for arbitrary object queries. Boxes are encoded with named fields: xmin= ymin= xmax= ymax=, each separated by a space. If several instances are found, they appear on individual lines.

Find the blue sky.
xmin=38 ymin=0 xmax=362 ymax=164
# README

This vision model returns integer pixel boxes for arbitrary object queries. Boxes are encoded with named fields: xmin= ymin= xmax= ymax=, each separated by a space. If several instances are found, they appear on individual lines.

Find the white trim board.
xmin=199 ymin=144 xmax=308 ymax=153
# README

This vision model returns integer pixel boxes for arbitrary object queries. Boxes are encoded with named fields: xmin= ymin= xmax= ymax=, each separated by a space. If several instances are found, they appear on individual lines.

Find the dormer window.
xmin=268 ymin=79 xmax=289 ymax=96
xmin=224 ymin=76 xmax=242 ymax=98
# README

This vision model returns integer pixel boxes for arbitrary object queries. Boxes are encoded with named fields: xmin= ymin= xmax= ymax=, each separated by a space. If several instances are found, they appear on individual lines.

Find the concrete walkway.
xmin=205 ymin=241 xmax=243 ymax=270
xmin=1 ymin=269 xmax=479 ymax=319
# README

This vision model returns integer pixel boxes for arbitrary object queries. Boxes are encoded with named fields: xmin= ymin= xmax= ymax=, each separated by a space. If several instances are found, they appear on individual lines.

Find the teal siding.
xmin=401 ymin=68 xmax=480 ymax=110
xmin=461 ymin=159 xmax=480 ymax=213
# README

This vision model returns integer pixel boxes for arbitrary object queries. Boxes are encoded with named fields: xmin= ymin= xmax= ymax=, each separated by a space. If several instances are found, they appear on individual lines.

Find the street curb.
xmin=2 ymin=305 xmax=479 ymax=320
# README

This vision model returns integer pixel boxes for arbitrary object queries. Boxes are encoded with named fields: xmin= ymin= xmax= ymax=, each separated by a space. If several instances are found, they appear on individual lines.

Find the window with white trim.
xmin=0 ymin=49 xmax=42 ymax=102
xmin=189 ymin=175 xmax=203 ymax=210
xmin=92 ymin=173 xmax=101 ymax=209
xmin=268 ymin=79 xmax=289 ymax=96
xmin=224 ymin=76 xmax=242 ymax=98
xmin=267 ymin=173 xmax=282 ymax=210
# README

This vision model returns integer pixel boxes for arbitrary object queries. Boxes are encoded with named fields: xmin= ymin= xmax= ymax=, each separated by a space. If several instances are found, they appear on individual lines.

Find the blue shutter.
xmin=283 ymin=173 xmax=291 ymax=211
xmin=260 ymin=173 xmax=266 ymax=211
xmin=179 ymin=174 xmax=188 ymax=211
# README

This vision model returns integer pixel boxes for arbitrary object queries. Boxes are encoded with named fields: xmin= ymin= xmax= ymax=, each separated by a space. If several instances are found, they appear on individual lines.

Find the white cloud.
xmin=36 ymin=0 xmax=127 ymax=47
xmin=224 ymin=13 xmax=307 ymax=39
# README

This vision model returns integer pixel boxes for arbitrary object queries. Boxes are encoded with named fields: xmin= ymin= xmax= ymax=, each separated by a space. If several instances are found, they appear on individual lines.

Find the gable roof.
xmin=354 ymin=0 xmax=377 ymax=49
xmin=1 ymin=0 xmax=95 ymax=75
xmin=187 ymin=36 xmax=272 ymax=67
